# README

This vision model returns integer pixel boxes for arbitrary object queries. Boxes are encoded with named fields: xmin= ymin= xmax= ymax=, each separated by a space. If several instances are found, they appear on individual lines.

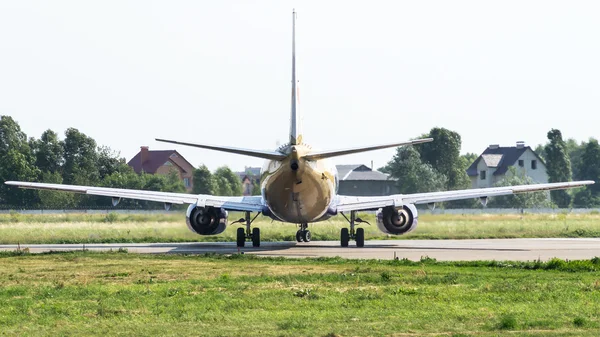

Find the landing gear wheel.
xmin=236 ymin=227 xmax=245 ymax=248
xmin=252 ymin=227 xmax=260 ymax=247
xmin=296 ymin=230 xmax=303 ymax=242
xmin=355 ymin=228 xmax=365 ymax=248
xmin=302 ymin=230 xmax=311 ymax=243
xmin=340 ymin=228 xmax=349 ymax=247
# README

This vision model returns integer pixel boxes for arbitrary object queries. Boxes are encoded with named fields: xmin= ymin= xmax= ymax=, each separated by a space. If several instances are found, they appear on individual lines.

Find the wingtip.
xmin=413 ymin=138 xmax=434 ymax=144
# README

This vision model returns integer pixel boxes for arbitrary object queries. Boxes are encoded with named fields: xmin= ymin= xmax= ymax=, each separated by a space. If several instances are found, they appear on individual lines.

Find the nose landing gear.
xmin=340 ymin=211 xmax=368 ymax=248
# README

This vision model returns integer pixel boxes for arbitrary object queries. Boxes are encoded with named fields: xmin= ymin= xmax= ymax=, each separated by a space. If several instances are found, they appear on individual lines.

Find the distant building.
xmin=236 ymin=167 xmax=261 ymax=196
xmin=466 ymin=142 xmax=548 ymax=188
xmin=127 ymin=146 xmax=195 ymax=192
xmin=336 ymin=164 xmax=398 ymax=196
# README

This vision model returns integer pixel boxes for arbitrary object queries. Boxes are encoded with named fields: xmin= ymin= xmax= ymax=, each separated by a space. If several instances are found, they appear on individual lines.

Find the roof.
xmin=336 ymin=164 xmax=391 ymax=181
xmin=481 ymin=154 xmax=503 ymax=168
xmin=127 ymin=150 xmax=193 ymax=174
xmin=466 ymin=146 xmax=544 ymax=177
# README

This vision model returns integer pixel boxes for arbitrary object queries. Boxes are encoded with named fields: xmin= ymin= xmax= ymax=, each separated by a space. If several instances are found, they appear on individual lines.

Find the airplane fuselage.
xmin=260 ymin=144 xmax=338 ymax=223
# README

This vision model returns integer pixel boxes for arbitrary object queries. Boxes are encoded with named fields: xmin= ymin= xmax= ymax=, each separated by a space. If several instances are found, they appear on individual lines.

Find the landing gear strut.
xmin=340 ymin=211 xmax=367 ymax=248
xmin=296 ymin=223 xmax=311 ymax=242
xmin=232 ymin=211 xmax=261 ymax=248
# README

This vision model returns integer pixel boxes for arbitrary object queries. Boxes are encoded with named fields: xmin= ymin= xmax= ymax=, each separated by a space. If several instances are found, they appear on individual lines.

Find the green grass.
xmin=0 ymin=252 xmax=599 ymax=336
xmin=1 ymin=212 xmax=600 ymax=244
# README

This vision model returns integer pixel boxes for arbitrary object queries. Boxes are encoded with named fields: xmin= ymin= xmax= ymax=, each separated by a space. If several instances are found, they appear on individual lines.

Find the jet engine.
xmin=186 ymin=204 xmax=228 ymax=235
xmin=376 ymin=204 xmax=418 ymax=235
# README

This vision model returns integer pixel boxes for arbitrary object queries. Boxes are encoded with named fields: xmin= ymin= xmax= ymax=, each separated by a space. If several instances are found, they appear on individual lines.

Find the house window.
xmin=531 ymin=160 xmax=537 ymax=170
xmin=480 ymin=170 xmax=486 ymax=180
xmin=518 ymin=160 xmax=524 ymax=167
xmin=183 ymin=178 xmax=190 ymax=187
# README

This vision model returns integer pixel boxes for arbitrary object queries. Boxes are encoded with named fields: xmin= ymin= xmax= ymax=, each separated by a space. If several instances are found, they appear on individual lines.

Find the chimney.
xmin=516 ymin=141 xmax=525 ymax=149
xmin=489 ymin=144 xmax=500 ymax=149
xmin=370 ymin=160 xmax=373 ymax=170
xmin=140 ymin=146 xmax=149 ymax=170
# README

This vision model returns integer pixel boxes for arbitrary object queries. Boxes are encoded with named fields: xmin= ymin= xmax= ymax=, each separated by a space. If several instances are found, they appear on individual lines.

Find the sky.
xmin=1 ymin=1 xmax=599 ymax=172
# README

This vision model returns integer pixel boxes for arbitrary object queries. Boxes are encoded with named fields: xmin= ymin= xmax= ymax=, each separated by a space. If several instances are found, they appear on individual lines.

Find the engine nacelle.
xmin=186 ymin=204 xmax=228 ymax=235
xmin=376 ymin=204 xmax=418 ymax=235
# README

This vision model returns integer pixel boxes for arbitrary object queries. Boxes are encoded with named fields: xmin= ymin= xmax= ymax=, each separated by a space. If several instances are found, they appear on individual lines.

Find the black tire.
xmin=340 ymin=228 xmax=349 ymax=247
xmin=295 ymin=230 xmax=303 ymax=242
xmin=252 ymin=227 xmax=260 ymax=247
xmin=356 ymin=228 xmax=365 ymax=248
xmin=236 ymin=227 xmax=245 ymax=248
xmin=302 ymin=230 xmax=311 ymax=243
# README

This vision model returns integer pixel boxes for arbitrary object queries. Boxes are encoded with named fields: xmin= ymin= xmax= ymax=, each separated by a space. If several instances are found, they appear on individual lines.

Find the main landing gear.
xmin=340 ymin=211 xmax=369 ymax=248
xmin=296 ymin=223 xmax=311 ymax=242
xmin=232 ymin=211 xmax=261 ymax=248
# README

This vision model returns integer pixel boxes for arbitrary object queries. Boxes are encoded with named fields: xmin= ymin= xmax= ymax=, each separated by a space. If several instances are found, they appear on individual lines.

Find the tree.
xmin=566 ymin=138 xmax=587 ymax=180
xmin=214 ymin=166 xmax=242 ymax=196
xmin=62 ymin=128 xmax=99 ymax=186
xmin=534 ymin=144 xmax=546 ymax=162
xmin=97 ymin=146 xmax=129 ymax=180
xmin=213 ymin=175 xmax=233 ymax=196
xmin=416 ymin=127 xmax=470 ymax=190
xmin=460 ymin=153 xmax=479 ymax=168
xmin=573 ymin=188 xmax=600 ymax=208
xmin=162 ymin=170 xmax=186 ymax=193
xmin=384 ymin=146 xmax=447 ymax=194
xmin=488 ymin=167 xmax=554 ymax=208
xmin=575 ymin=139 xmax=600 ymax=205
xmin=192 ymin=165 xmax=215 ymax=195
xmin=30 ymin=129 xmax=64 ymax=174
xmin=544 ymin=129 xmax=572 ymax=207
xmin=0 ymin=116 xmax=39 ymax=206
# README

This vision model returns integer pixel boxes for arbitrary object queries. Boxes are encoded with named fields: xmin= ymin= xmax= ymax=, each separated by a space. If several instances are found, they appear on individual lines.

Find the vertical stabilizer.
xmin=289 ymin=9 xmax=302 ymax=145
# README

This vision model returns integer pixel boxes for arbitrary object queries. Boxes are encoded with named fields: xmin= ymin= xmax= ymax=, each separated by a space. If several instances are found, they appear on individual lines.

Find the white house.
xmin=466 ymin=141 xmax=548 ymax=188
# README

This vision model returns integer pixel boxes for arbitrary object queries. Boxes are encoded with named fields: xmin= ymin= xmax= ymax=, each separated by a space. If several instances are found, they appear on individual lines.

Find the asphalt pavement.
xmin=1 ymin=238 xmax=599 ymax=261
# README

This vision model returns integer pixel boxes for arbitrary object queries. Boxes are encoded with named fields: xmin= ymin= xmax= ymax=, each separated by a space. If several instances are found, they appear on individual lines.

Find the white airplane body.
xmin=5 ymin=11 xmax=594 ymax=247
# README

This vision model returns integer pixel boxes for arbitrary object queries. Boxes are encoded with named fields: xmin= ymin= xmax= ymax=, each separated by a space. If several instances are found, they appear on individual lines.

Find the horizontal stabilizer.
xmin=155 ymin=138 xmax=287 ymax=161
xmin=303 ymin=138 xmax=433 ymax=161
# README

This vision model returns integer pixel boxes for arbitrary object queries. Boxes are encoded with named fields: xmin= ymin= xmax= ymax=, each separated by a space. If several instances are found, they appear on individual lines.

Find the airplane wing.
xmin=334 ymin=180 xmax=595 ymax=212
xmin=4 ymin=181 xmax=264 ymax=212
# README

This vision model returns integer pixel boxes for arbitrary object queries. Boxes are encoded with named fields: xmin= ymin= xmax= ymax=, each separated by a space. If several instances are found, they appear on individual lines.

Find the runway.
xmin=1 ymin=238 xmax=599 ymax=261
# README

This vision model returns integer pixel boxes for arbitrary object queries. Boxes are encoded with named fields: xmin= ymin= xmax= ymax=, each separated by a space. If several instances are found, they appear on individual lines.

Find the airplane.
xmin=5 ymin=10 xmax=594 ymax=248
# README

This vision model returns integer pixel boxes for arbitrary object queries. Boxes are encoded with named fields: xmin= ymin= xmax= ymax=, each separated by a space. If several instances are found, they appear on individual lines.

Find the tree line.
xmin=0 ymin=116 xmax=244 ymax=209
xmin=1 ymin=115 xmax=599 ymax=209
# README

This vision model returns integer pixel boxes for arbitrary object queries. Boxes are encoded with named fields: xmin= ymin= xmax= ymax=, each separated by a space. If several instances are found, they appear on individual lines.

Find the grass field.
xmin=1 ymin=212 xmax=600 ymax=244
xmin=0 ymin=251 xmax=599 ymax=336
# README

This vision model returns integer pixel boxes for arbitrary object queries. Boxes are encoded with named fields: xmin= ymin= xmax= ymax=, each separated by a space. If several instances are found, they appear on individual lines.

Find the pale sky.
xmin=1 ymin=1 xmax=599 ymax=172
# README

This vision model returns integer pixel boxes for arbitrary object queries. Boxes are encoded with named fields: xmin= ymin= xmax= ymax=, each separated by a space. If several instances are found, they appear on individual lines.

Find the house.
xmin=336 ymin=164 xmax=398 ymax=196
xmin=466 ymin=141 xmax=548 ymax=188
xmin=127 ymin=146 xmax=195 ymax=192
xmin=236 ymin=167 xmax=261 ymax=196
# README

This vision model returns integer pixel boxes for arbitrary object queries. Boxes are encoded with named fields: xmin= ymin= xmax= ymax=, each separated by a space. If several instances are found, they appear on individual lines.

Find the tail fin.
xmin=289 ymin=9 xmax=302 ymax=145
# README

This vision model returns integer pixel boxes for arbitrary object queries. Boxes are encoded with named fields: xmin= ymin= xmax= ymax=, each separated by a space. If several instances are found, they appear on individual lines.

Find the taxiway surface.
xmin=1 ymin=238 xmax=599 ymax=261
